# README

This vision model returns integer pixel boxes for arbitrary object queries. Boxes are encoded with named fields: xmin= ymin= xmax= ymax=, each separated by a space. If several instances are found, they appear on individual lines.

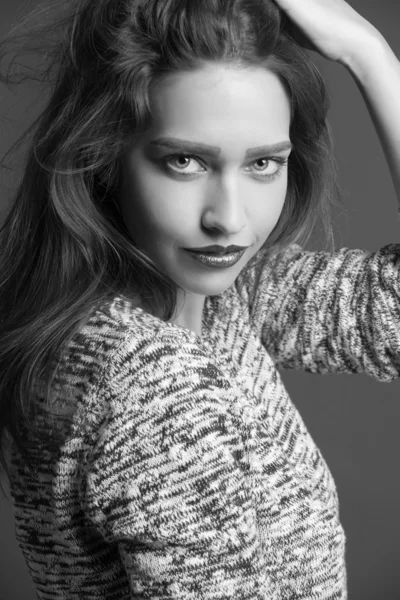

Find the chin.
xmin=185 ymin=274 xmax=240 ymax=294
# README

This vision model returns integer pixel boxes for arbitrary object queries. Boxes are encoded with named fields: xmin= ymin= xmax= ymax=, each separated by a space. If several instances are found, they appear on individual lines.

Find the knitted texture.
xmin=6 ymin=243 xmax=400 ymax=599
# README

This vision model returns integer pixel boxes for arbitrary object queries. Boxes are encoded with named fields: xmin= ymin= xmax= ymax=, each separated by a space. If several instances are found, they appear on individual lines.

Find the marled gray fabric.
xmin=7 ymin=243 xmax=400 ymax=599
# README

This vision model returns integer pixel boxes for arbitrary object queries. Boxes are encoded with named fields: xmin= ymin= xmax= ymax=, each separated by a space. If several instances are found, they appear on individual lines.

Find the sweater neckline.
xmin=125 ymin=293 xmax=218 ymax=350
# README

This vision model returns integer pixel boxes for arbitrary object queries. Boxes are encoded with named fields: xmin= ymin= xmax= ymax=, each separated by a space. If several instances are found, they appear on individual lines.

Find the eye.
xmin=245 ymin=157 xmax=288 ymax=180
xmin=164 ymin=154 xmax=206 ymax=175
xmin=162 ymin=153 xmax=288 ymax=181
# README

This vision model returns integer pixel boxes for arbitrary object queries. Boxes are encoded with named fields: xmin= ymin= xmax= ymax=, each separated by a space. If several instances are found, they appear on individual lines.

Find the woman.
xmin=0 ymin=0 xmax=399 ymax=597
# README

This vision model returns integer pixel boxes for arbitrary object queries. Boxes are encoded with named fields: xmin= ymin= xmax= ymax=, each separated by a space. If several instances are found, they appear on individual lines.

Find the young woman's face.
xmin=120 ymin=62 xmax=292 ymax=301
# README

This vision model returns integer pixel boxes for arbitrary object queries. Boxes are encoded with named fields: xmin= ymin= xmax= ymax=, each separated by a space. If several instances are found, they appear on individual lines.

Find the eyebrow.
xmin=149 ymin=137 xmax=293 ymax=159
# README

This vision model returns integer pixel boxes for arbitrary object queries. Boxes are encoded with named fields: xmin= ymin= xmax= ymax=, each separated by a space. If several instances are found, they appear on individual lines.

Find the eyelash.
xmin=162 ymin=153 xmax=289 ymax=181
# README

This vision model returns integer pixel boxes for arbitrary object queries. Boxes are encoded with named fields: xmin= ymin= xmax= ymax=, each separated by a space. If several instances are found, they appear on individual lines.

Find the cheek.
xmin=253 ymin=178 xmax=288 ymax=231
xmin=137 ymin=166 xmax=206 ymax=226
xmin=122 ymin=167 xmax=192 ymax=242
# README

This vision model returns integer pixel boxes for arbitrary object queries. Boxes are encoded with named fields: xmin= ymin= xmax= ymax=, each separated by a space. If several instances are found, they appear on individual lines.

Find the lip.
xmin=184 ymin=248 xmax=246 ymax=269
xmin=187 ymin=246 xmax=248 ymax=255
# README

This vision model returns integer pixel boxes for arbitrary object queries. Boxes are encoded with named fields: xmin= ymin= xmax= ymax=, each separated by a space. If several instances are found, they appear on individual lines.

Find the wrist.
xmin=341 ymin=30 xmax=396 ymax=85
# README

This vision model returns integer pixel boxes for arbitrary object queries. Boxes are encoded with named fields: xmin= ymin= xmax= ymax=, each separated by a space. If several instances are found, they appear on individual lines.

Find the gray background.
xmin=1 ymin=1 xmax=400 ymax=598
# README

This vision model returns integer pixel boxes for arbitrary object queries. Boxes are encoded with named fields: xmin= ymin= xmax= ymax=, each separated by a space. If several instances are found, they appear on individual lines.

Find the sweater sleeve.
xmin=81 ymin=330 xmax=269 ymax=599
xmin=241 ymin=243 xmax=400 ymax=382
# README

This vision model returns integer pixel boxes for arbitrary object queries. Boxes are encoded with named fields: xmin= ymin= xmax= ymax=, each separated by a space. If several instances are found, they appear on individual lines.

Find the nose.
xmin=202 ymin=171 xmax=246 ymax=234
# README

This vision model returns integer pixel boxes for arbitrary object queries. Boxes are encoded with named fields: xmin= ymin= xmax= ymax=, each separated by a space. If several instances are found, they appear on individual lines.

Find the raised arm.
xmin=237 ymin=1 xmax=400 ymax=379
xmin=240 ymin=242 xmax=400 ymax=380
xmin=273 ymin=0 xmax=400 ymax=204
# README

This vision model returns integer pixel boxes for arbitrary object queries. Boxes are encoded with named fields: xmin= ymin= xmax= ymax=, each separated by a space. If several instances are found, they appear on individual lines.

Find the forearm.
xmin=343 ymin=33 xmax=400 ymax=205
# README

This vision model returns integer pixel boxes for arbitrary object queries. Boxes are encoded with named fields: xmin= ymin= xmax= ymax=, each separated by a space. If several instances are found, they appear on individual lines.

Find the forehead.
xmin=145 ymin=63 xmax=291 ymax=147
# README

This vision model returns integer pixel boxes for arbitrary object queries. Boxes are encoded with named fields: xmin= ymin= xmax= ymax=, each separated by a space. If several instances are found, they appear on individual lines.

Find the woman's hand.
xmin=274 ymin=0 xmax=383 ymax=65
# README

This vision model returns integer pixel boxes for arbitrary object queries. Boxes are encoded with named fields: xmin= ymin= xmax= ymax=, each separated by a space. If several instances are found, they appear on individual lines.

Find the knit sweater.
xmin=6 ymin=242 xmax=400 ymax=600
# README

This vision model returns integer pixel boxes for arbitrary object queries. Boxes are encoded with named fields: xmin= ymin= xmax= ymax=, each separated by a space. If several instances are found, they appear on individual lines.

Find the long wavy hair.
xmin=0 ymin=0 xmax=341 ymax=493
